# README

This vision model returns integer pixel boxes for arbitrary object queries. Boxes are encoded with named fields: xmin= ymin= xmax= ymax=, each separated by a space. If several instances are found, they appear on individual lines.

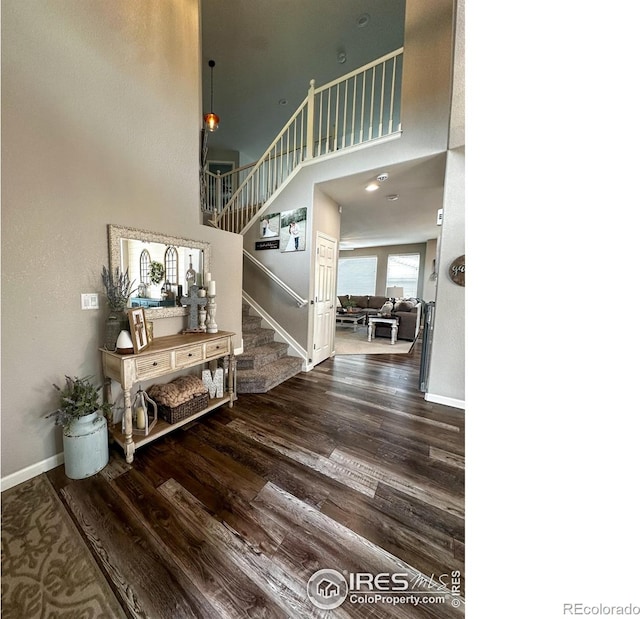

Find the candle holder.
xmin=128 ymin=387 xmax=157 ymax=436
xmin=198 ymin=306 xmax=207 ymax=331
xmin=206 ymin=295 xmax=218 ymax=333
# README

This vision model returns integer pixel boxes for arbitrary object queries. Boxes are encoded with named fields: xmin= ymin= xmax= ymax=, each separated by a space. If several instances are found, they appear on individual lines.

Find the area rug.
xmin=334 ymin=326 xmax=415 ymax=355
xmin=1 ymin=474 xmax=126 ymax=618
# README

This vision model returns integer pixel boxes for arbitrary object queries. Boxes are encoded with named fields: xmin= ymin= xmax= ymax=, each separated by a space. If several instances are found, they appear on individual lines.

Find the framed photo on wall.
xmin=259 ymin=212 xmax=280 ymax=239
xmin=280 ymin=207 xmax=307 ymax=252
xmin=128 ymin=307 xmax=149 ymax=353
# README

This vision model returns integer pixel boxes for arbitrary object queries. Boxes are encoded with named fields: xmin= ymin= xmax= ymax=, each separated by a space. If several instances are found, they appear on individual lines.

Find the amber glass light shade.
xmin=204 ymin=112 xmax=220 ymax=132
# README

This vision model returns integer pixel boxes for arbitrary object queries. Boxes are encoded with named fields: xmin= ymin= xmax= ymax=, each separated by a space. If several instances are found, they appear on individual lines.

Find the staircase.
xmin=236 ymin=303 xmax=303 ymax=393
xmin=203 ymin=50 xmax=404 ymax=394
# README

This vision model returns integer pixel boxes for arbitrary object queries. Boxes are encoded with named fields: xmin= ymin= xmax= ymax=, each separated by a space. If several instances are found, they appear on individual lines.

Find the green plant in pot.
xmin=46 ymin=376 xmax=111 ymax=479
xmin=102 ymin=266 xmax=135 ymax=351
xmin=101 ymin=266 xmax=135 ymax=313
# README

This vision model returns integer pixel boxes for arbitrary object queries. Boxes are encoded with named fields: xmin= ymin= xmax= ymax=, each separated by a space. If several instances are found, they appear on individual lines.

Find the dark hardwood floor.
xmin=48 ymin=345 xmax=465 ymax=618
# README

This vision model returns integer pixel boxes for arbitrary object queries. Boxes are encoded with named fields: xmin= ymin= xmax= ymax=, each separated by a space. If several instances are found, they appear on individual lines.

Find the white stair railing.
xmin=205 ymin=48 xmax=403 ymax=234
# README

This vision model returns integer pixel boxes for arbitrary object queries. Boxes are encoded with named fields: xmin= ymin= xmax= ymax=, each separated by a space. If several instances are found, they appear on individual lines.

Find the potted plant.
xmin=47 ymin=376 xmax=111 ymax=479
xmin=102 ymin=266 xmax=135 ymax=351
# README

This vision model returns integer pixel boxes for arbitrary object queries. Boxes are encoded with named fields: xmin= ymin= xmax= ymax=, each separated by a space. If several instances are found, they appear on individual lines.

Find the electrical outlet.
xmin=81 ymin=293 xmax=99 ymax=310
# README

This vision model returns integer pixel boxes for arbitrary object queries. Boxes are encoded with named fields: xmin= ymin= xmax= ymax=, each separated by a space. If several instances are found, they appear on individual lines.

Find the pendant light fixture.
xmin=204 ymin=59 xmax=219 ymax=132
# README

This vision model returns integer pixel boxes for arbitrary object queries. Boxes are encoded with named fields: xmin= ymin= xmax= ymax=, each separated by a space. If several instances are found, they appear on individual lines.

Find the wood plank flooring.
xmin=48 ymin=347 xmax=465 ymax=618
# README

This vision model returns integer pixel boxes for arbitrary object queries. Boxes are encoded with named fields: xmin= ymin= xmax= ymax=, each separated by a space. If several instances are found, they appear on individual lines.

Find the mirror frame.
xmin=108 ymin=224 xmax=210 ymax=319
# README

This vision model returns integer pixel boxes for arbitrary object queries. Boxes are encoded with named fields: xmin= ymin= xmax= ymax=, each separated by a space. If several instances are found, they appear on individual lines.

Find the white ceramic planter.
xmin=63 ymin=412 xmax=109 ymax=479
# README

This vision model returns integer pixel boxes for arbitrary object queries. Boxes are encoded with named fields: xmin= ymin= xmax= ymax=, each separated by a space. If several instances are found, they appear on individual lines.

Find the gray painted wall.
xmin=428 ymin=147 xmax=464 ymax=405
xmin=1 ymin=0 xmax=243 ymax=484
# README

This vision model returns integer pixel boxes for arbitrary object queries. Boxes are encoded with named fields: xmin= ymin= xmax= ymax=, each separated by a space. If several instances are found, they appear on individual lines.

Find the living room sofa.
xmin=337 ymin=295 xmax=422 ymax=341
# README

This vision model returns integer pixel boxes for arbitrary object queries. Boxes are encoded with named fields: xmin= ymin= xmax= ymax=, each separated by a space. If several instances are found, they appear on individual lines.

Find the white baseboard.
xmin=1 ymin=452 xmax=64 ymax=492
xmin=425 ymin=392 xmax=466 ymax=410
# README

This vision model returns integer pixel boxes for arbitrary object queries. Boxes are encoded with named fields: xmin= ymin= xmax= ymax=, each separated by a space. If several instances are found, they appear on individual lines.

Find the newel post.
xmin=306 ymin=79 xmax=315 ymax=160
xmin=215 ymin=171 xmax=223 ymax=214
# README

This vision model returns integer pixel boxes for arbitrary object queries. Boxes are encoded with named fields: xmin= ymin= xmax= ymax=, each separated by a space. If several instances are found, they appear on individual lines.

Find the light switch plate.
xmin=81 ymin=293 xmax=99 ymax=310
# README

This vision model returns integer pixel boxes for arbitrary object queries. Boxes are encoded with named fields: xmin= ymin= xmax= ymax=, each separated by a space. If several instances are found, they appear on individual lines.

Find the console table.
xmin=100 ymin=331 xmax=236 ymax=463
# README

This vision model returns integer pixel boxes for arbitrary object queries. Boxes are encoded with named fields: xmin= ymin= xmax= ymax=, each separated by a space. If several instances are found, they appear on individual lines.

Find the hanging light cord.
xmin=209 ymin=59 xmax=215 ymax=112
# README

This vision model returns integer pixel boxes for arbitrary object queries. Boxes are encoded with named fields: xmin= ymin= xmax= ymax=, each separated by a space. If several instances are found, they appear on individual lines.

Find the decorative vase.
xmin=63 ymin=412 xmax=109 ymax=479
xmin=105 ymin=313 xmax=125 ymax=351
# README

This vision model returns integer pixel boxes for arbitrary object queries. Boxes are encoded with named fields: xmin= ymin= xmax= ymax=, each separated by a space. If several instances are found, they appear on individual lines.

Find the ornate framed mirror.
xmin=108 ymin=224 xmax=210 ymax=319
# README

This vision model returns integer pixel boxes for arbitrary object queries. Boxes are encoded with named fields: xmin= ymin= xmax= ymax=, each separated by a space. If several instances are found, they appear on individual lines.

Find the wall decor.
xmin=280 ymin=207 xmax=307 ymax=252
xmin=259 ymin=212 xmax=280 ymax=239
xmin=108 ymin=224 xmax=210 ymax=319
xmin=448 ymin=255 xmax=465 ymax=286
xmin=128 ymin=307 xmax=149 ymax=353
xmin=256 ymin=240 xmax=280 ymax=250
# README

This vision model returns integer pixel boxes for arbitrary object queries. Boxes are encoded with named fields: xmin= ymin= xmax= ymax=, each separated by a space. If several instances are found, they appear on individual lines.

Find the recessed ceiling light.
xmin=386 ymin=194 xmax=399 ymax=201
xmin=377 ymin=172 xmax=389 ymax=182
xmin=365 ymin=182 xmax=380 ymax=192
xmin=357 ymin=13 xmax=370 ymax=28
xmin=278 ymin=98 xmax=288 ymax=106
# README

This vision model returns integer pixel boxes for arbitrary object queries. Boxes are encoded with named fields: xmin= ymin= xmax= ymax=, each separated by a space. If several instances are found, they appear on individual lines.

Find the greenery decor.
xmin=46 ymin=376 xmax=112 ymax=429
xmin=101 ymin=266 xmax=135 ymax=312
xmin=149 ymin=261 xmax=165 ymax=285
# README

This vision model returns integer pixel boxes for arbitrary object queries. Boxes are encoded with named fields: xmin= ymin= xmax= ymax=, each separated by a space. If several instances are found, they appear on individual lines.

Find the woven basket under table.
xmin=157 ymin=392 xmax=209 ymax=424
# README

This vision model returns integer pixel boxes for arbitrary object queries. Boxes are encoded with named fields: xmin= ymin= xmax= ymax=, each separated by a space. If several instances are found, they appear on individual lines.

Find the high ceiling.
xmin=201 ymin=0 xmax=444 ymax=248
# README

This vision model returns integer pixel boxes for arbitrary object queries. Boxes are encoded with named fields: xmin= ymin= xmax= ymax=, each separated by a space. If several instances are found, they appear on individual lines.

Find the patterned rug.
xmin=1 ymin=474 xmax=126 ymax=618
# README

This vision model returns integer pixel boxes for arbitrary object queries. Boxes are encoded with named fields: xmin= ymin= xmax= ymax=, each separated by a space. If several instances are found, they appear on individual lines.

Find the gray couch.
xmin=337 ymin=295 xmax=422 ymax=341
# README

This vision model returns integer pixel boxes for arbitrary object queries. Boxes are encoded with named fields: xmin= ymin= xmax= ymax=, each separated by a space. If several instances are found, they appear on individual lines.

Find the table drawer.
xmin=135 ymin=352 xmax=172 ymax=379
xmin=206 ymin=339 xmax=230 ymax=358
xmin=175 ymin=345 xmax=204 ymax=367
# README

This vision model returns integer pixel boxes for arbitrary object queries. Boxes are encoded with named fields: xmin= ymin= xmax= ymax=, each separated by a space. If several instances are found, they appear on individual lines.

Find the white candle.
xmin=135 ymin=406 xmax=146 ymax=429
xmin=208 ymin=281 xmax=216 ymax=296
xmin=205 ymin=272 xmax=211 ymax=283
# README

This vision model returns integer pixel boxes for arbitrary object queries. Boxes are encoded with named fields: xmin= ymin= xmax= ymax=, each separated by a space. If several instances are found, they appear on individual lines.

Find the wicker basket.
xmin=157 ymin=392 xmax=209 ymax=424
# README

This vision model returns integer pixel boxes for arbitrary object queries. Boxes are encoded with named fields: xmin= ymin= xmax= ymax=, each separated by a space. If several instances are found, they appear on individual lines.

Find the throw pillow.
xmin=395 ymin=300 xmax=415 ymax=312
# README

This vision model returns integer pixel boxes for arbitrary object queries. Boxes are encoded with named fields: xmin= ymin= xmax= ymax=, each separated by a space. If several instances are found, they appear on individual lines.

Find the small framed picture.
xmin=128 ymin=307 xmax=149 ymax=353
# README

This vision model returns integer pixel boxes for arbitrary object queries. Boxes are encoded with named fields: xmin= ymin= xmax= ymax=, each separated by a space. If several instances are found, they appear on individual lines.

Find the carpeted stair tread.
xmin=242 ymin=326 xmax=277 ymax=348
xmin=242 ymin=314 xmax=263 ymax=330
xmin=236 ymin=341 xmax=289 ymax=370
xmin=238 ymin=305 xmax=303 ymax=393
xmin=236 ymin=355 xmax=303 ymax=394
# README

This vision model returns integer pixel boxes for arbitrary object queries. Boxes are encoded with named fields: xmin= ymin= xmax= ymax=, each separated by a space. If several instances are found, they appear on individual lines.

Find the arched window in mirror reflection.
xmin=140 ymin=249 xmax=151 ymax=285
xmin=164 ymin=246 xmax=178 ymax=287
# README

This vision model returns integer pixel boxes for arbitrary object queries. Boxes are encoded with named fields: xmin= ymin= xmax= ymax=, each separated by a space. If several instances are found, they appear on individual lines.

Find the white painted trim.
xmin=1 ymin=452 xmax=65 ymax=492
xmin=425 ymin=392 xmax=466 ymax=410
xmin=242 ymin=293 xmax=312 ymax=371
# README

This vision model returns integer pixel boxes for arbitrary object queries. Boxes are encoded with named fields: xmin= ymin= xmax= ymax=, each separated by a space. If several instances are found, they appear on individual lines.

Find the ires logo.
xmin=307 ymin=569 xmax=463 ymax=610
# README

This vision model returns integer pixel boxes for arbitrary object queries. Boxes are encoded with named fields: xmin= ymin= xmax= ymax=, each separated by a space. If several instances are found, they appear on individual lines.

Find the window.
xmin=139 ymin=249 xmax=151 ymax=285
xmin=386 ymin=254 xmax=420 ymax=298
xmin=337 ymin=256 xmax=377 ymax=295
xmin=164 ymin=246 xmax=178 ymax=285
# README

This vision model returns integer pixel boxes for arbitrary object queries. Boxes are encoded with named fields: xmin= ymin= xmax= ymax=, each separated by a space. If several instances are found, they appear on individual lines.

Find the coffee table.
xmin=367 ymin=316 xmax=399 ymax=345
xmin=336 ymin=312 xmax=366 ymax=331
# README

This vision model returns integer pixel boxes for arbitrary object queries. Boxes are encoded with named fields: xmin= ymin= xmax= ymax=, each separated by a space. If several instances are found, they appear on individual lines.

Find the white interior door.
xmin=312 ymin=232 xmax=337 ymax=365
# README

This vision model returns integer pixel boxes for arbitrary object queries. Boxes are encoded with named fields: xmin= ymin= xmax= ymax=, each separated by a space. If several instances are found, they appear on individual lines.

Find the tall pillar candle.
xmin=207 ymin=280 xmax=216 ymax=296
